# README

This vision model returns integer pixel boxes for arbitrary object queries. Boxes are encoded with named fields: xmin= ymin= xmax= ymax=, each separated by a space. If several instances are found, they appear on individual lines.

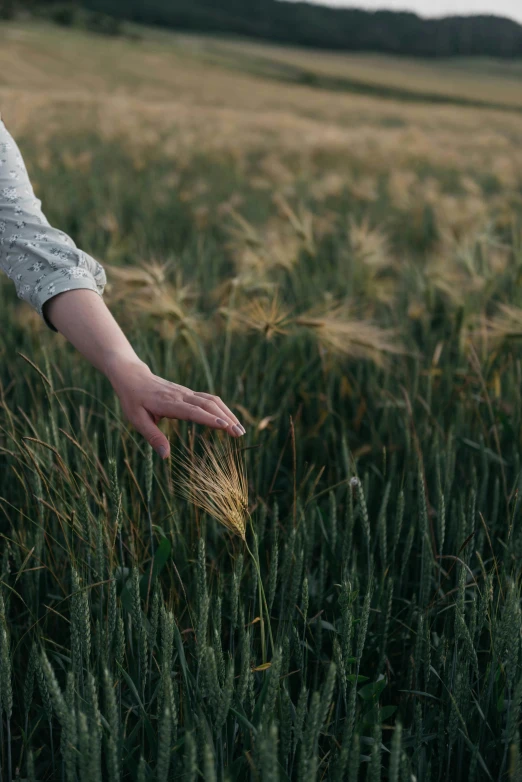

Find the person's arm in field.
xmin=0 ymin=117 xmax=245 ymax=457
xmin=46 ymin=291 xmax=245 ymax=456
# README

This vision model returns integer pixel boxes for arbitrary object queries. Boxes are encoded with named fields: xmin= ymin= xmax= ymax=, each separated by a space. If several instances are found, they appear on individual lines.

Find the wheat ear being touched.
xmin=173 ymin=436 xmax=275 ymax=662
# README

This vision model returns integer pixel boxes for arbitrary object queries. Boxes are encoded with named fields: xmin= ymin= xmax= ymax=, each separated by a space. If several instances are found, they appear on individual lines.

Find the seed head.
xmin=173 ymin=437 xmax=248 ymax=540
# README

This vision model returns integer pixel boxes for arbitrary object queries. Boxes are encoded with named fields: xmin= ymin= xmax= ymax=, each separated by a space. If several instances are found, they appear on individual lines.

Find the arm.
xmin=0 ymin=116 xmax=107 ymax=318
xmin=0 ymin=118 xmax=245 ymax=457
xmin=46 ymin=290 xmax=245 ymax=457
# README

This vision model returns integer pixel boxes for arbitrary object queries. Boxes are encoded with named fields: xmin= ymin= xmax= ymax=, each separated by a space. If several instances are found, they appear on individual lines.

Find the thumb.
xmin=132 ymin=409 xmax=170 ymax=459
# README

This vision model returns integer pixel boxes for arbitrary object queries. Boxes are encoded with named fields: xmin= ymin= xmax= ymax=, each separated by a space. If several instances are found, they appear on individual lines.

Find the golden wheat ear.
xmin=173 ymin=435 xmax=274 ymax=661
xmin=172 ymin=436 xmax=248 ymax=541
xmin=224 ymin=293 xmax=293 ymax=340
xmin=295 ymin=303 xmax=406 ymax=367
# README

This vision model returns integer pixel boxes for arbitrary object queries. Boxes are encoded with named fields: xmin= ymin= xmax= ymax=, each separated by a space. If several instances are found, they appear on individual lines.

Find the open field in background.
xmin=200 ymin=39 xmax=522 ymax=109
xmin=2 ymin=19 xmax=522 ymax=781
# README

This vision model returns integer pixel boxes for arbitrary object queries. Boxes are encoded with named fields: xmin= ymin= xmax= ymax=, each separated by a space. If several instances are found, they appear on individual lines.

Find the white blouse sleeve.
xmin=0 ymin=116 xmax=106 ymax=329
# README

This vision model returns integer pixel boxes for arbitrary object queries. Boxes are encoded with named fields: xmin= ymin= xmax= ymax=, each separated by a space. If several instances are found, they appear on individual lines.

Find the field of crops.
xmin=2 ymin=19 xmax=522 ymax=782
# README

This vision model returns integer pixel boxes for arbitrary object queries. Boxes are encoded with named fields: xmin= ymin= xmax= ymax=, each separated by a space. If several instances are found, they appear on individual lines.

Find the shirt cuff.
xmin=36 ymin=263 xmax=106 ymax=331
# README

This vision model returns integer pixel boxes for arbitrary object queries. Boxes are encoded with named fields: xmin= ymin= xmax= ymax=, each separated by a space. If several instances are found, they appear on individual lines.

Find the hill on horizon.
xmin=28 ymin=0 xmax=522 ymax=59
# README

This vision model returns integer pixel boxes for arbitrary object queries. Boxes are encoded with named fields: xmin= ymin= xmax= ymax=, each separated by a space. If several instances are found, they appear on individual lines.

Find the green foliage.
xmin=72 ymin=0 xmax=522 ymax=58
xmin=2 ymin=129 xmax=522 ymax=781
xmin=33 ymin=2 xmax=123 ymax=35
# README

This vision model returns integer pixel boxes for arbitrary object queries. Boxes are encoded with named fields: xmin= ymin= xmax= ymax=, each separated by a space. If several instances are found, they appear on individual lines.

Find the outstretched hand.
xmin=44 ymin=289 xmax=245 ymax=459
xmin=107 ymin=357 xmax=245 ymax=459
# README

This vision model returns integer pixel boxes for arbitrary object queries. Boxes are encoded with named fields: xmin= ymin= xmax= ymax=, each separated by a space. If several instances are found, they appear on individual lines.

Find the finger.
xmin=182 ymin=394 xmax=237 ymax=428
xmin=192 ymin=392 xmax=245 ymax=433
xmin=132 ymin=408 xmax=170 ymax=458
xmin=157 ymin=400 xmax=244 ymax=436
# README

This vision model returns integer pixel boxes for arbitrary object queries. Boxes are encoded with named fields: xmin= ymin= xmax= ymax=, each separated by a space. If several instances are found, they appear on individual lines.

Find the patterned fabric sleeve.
xmin=0 ymin=116 xmax=106 ymax=330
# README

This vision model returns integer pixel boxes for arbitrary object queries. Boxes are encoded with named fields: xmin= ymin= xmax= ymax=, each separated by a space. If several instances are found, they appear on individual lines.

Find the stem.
xmin=0 ymin=698 xmax=4 ymax=782
xmin=146 ymin=504 xmax=154 ymax=614
xmin=221 ymin=282 xmax=238 ymax=396
xmin=258 ymin=565 xmax=266 ymax=664
xmin=245 ymin=530 xmax=275 ymax=661
xmin=118 ymin=530 xmax=125 ymax=573
xmin=50 ymin=720 xmax=55 ymax=774
xmin=183 ymin=329 xmax=215 ymax=395
xmin=6 ymin=718 xmax=11 ymax=782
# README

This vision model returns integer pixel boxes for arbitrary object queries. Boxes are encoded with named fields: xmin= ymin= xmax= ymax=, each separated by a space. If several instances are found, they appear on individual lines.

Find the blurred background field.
xmin=2 ymin=17 xmax=522 ymax=782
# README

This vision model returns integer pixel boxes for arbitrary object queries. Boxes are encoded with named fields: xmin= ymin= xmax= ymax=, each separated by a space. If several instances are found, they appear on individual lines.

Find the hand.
xmin=44 ymin=290 xmax=244 ymax=458
xmin=106 ymin=356 xmax=245 ymax=458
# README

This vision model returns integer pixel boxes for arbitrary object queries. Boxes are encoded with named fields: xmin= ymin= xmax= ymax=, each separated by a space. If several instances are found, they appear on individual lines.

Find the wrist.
xmin=103 ymin=351 xmax=150 ymax=387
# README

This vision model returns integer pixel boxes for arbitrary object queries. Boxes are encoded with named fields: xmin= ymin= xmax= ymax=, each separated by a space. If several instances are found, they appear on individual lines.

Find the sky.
xmin=299 ymin=0 xmax=522 ymax=23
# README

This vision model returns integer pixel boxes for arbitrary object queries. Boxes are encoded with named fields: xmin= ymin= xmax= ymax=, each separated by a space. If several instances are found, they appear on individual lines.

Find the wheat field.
xmin=1 ymin=18 xmax=522 ymax=782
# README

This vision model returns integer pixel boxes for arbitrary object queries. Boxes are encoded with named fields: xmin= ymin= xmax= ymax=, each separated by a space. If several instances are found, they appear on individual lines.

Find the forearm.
xmin=44 ymin=288 xmax=143 ymax=381
xmin=44 ymin=288 xmax=246 ymax=457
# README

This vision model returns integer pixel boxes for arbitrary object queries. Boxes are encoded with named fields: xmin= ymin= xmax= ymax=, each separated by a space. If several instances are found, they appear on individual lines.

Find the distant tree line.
xmin=5 ymin=0 xmax=522 ymax=57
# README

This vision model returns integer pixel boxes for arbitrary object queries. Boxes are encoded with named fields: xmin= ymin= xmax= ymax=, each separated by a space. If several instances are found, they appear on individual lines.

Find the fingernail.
xmin=216 ymin=418 xmax=228 ymax=428
xmin=232 ymin=424 xmax=244 ymax=436
xmin=238 ymin=424 xmax=246 ymax=434
xmin=158 ymin=446 xmax=168 ymax=459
